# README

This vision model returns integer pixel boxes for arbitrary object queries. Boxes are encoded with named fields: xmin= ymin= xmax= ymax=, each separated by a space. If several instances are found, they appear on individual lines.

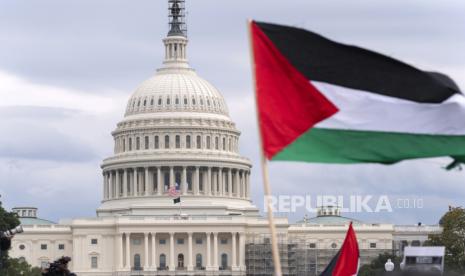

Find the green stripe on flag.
xmin=272 ymin=128 xmax=465 ymax=164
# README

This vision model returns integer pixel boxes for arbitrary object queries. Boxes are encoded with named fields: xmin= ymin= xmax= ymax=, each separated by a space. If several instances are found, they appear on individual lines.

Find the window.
xmin=184 ymin=98 xmax=188 ymax=105
xmin=309 ymin=243 xmax=316 ymax=249
xmin=159 ymin=254 xmax=166 ymax=269
xmin=41 ymin=261 xmax=49 ymax=269
xmin=178 ymin=254 xmax=184 ymax=268
xmin=370 ymin=243 xmax=377 ymax=248
xmin=175 ymin=97 xmax=179 ymax=105
xmin=196 ymin=135 xmax=201 ymax=149
xmin=200 ymin=98 xmax=204 ymax=105
xmin=143 ymin=99 xmax=146 ymax=106
xmin=91 ymin=256 xmax=98 ymax=269
xmin=206 ymin=136 xmax=211 ymax=149
xmin=175 ymin=172 xmax=181 ymax=187
xmin=195 ymin=238 xmax=203 ymax=245
xmin=175 ymin=135 xmax=180 ymax=148
xmin=222 ymin=137 xmax=226 ymax=150
xmin=167 ymin=97 xmax=170 ymax=105
xmin=215 ymin=137 xmax=219 ymax=150
xmin=331 ymin=243 xmax=337 ymax=249
xmin=192 ymin=97 xmax=196 ymax=105
xmin=137 ymin=100 xmax=140 ymax=107
xmin=136 ymin=137 xmax=140 ymax=150
xmin=411 ymin=240 xmax=421 ymax=247
xmin=164 ymin=173 xmax=170 ymax=191
xmin=221 ymin=253 xmax=228 ymax=269
xmin=122 ymin=138 xmax=126 ymax=152
xmin=41 ymin=244 xmax=47 ymax=250
xmin=134 ymin=254 xmax=141 ymax=270
xmin=19 ymin=244 xmax=25 ymax=250
xmin=133 ymin=239 xmax=141 ymax=245
xmin=196 ymin=254 xmax=203 ymax=268
xmin=145 ymin=136 xmax=149 ymax=150
xmin=58 ymin=244 xmax=65 ymax=250
xmin=199 ymin=172 xmax=204 ymax=191
xmin=129 ymin=138 xmax=132 ymax=151
xmin=91 ymin=239 xmax=98 ymax=245
xmin=186 ymin=135 xmax=191 ymax=149
xmin=158 ymin=98 xmax=162 ymax=105
xmin=159 ymin=239 xmax=166 ymax=245
xmin=177 ymin=238 xmax=184 ymax=245
xmin=220 ymin=238 xmax=228 ymax=244
xmin=187 ymin=171 xmax=192 ymax=191
xmin=207 ymin=99 xmax=210 ymax=106
xmin=151 ymin=98 xmax=154 ymax=105
xmin=155 ymin=136 xmax=159 ymax=149
xmin=165 ymin=135 xmax=170 ymax=149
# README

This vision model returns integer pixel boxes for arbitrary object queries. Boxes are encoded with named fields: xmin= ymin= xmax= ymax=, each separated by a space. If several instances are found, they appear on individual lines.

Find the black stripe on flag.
xmin=319 ymin=251 xmax=340 ymax=276
xmin=254 ymin=21 xmax=461 ymax=103
xmin=173 ymin=197 xmax=181 ymax=204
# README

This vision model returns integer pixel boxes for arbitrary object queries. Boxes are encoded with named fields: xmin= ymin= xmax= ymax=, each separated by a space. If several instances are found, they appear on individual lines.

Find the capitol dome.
xmin=97 ymin=11 xmax=255 ymax=217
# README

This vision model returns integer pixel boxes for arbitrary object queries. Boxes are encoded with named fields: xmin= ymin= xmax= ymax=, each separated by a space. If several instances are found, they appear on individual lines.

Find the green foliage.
xmin=0 ymin=199 xmax=21 ymax=273
xmin=358 ymin=252 xmax=400 ymax=276
xmin=2 ymin=258 xmax=42 ymax=276
xmin=427 ymin=207 xmax=465 ymax=274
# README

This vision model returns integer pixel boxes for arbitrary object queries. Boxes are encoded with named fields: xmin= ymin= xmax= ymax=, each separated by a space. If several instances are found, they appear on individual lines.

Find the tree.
xmin=427 ymin=206 xmax=465 ymax=274
xmin=0 ymin=199 xmax=20 ymax=272
xmin=358 ymin=252 xmax=401 ymax=276
xmin=2 ymin=257 xmax=42 ymax=276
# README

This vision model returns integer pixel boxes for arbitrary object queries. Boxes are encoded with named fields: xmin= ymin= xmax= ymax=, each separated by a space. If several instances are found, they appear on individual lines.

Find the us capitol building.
xmin=9 ymin=1 xmax=441 ymax=275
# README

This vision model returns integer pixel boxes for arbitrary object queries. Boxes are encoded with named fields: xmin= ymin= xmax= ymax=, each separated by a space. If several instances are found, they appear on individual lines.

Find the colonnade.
xmin=115 ymin=232 xmax=246 ymax=272
xmin=102 ymin=166 xmax=250 ymax=200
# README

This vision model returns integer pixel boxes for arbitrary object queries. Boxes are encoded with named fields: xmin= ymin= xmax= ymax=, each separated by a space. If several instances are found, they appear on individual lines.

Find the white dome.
xmin=124 ymin=69 xmax=229 ymax=117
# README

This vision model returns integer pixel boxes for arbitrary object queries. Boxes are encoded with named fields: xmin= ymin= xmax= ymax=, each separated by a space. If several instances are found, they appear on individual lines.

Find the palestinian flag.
xmin=250 ymin=21 xmax=465 ymax=167
xmin=320 ymin=222 xmax=359 ymax=276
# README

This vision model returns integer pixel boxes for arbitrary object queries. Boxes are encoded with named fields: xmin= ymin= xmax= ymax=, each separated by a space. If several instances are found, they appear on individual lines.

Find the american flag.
xmin=168 ymin=183 xmax=180 ymax=197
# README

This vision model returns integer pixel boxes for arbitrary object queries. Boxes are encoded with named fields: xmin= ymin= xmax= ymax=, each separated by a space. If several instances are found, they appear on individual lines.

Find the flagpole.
xmin=247 ymin=19 xmax=283 ymax=276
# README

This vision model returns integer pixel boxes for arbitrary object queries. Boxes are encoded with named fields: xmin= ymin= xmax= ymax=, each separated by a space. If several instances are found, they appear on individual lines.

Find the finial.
xmin=168 ymin=0 xmax=186 ymax=37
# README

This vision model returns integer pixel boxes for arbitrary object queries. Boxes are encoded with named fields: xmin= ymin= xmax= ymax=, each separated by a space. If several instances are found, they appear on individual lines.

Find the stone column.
xmin=218 ymin=169 xmax=223 ymax=196
xmin=117 ymin=233 xmax=123 ymax=269
xmin=169 ymin=232 xmax=175 ymax=271
xmin=133 ymin=168 xmax=138 ymax=196
xmin=145 ymin=167 xmax=150 ymax=196
xmin=182 ymin=166 xmax=187 ymax=194
xmin=125 ymin=233 xmax=131 ymax=270
xmin=151 ymin=233 xmax=157 ymax=270
xmin=169 ymin=167 xmax=174 ymax=188
xmin=206 ymin=232 xmax=212 ymax=270
xmin=245 ymin=172 xmax=250 ymax=198
xmin=123 ymin=169 xmax=128 ymax=197
xmin=228 ymin=169 xmax=233 ymax=197
xmin=187 ymin=232 xmax=193 ymax=270
xmin=157 ymin=167 xmax=162 ymax=195
xmin=231 ymin=232 xmax=237 ymax=270
xmin=213 ymin=232 xmax=218 ymax=269
xmin=235 ymin=170 xmax=240 ymax=197
xmin=115 ymin=170 xmax=120 ymax=198
xmin=239 ymin=232 xmax=245 ymax=270
xmin=109 ymin=171 xmax=113 ymax=199
xmin=207 ymin=167 xmax=212 ymax=196
xmin=144 ymin=232 xmax=149 ymax=270
xmin=102 ymin=173 xmax=107 ymax=199
xmin=194 ymin=166 xmax=200 ymax=195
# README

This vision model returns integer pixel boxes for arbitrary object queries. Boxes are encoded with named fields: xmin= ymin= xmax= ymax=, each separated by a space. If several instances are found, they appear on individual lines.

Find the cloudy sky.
xmin=0 ymin=0 xmax=464 ymax=225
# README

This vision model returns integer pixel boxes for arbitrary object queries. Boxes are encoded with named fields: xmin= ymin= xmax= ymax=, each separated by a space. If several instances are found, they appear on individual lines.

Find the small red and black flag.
xmin=320 ymin=222 xmax=359 ymax=276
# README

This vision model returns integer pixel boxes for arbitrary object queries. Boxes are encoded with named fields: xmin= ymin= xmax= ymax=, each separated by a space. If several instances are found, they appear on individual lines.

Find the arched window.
xmin=154 ymin=136 xmax=159 ymax=149
xmin=177 ymin=253 xmax=184 ymax=268
xmin=167 ymin=97 xmax=171 ymax=105
xmin=222 ymin=137 xmax=226 ymax=150
xmin=207 ymin=99 xmax=210 ymax=106
xmin=175 ymin=135 xmax=180 ymax=148
xmin=143 ymin=99 xmax=147 ymax=106
xmin=186 ymin=135 xmax=191 ymax=149
xmin=129 ymin=138 xmax=132 ymax=151
xmin=206 ymin=136 xmax=211 ymax=149
xmin=215 ymin=137 xmax=219 ymax=150
xmin=144 ymin=136 xmax=149 ymax=150
xmin=192 ymin=97 xmax=196 ymax=105
xmin=196 ymin=135 xmax=201 ymax=149
xmin=159 ymin=254 xmax=166 ymax=269
xmin=137 ymin=100 xmax=141 ymax=107
xmin=122 ymin=138 xmax=126 ymax=152
xmin=221 ymin=253 xmax=228 ymax=269
xmin=184 ymin=97 xmax=188 ymax=105
xmin=228 ymin=138 xmax=232 ymax=151
xmin=175 ymin=97 xmax=179 ymax=105
xmin=136 ymin=137 xmax=140 ymax=150
xmin=158 ymin=98 xmax=162 ymax=105
xmin=134 ymin=254 xmax=141 ymax=270
xmin=196 ymin=254 xmax=202 ymax=268
xmin=200 ymin=98 xmax=204 ymax=105
xmin=165 ymin=135 xmax=170 ymax=149
xmin=150 ymin=98 xmax=154 ymax=105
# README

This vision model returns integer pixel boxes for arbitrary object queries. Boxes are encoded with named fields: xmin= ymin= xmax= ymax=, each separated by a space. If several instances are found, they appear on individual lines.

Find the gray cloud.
xmin=0 ymin=0 xmax=464 ymax=224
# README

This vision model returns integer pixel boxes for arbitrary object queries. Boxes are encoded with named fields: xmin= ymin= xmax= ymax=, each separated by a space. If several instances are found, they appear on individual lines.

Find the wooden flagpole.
xmin=247 ymin=19 xmax=283 ymax=276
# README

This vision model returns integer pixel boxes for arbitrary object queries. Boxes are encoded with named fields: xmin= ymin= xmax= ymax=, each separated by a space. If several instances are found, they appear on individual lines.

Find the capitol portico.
xmin=9 ymin=1 xmax=441 ymax=275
